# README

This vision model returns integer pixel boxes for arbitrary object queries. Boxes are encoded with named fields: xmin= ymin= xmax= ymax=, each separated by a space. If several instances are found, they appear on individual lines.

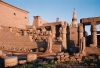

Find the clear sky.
xmin=4 ymin=0 xmax=100 ymax=35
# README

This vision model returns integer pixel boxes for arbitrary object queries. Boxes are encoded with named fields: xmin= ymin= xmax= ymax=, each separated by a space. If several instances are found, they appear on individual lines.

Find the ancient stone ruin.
xmin=0 ymin=0 xmax=100 ymax=67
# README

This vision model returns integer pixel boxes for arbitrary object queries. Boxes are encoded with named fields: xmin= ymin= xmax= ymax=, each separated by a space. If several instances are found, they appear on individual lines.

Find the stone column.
xmin=80 ymin=37 xmax=86 ymax=56
xmin=78 ymin=23 xmax=84 ymax=46
xmin=62 ymin=22 xmax=67 ymax=50
xmin=46 ymin=32 xmax=52 ymax=53
xmin=51 ymin=26 xmax=56 ymax=39
xmin=90 ymin=24 xmax=97 ymax=47
xmin=48 ymin=36 xmax=52 ymax=53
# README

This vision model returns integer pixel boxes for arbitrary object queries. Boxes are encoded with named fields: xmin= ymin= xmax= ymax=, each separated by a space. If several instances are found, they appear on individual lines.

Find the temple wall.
xmin=0 ymin=1 xmax=29 ymax=29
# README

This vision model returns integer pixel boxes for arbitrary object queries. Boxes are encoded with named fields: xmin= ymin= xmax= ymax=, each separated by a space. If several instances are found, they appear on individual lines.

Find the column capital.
xmin=90 ymin=24 xmax=97 ymax=32
xmin=91 ymin=22 xmax=96 ymax=25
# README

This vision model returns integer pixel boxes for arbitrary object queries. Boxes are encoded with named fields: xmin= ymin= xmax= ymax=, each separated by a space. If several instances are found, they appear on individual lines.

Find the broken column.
xmin=90 ymin=23 xmax=97 ymax=47
xmin=47 ymin=35 xmax=53 ymax=53
xmin=80 ymin=37 xmax=86 ymax=56
xmin=62 ymin=22 xmax=67 ymax=50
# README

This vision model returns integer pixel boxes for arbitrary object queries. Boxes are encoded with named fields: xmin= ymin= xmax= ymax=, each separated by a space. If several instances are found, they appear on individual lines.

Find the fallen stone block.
xmin=5 ymin=56 xmax=18 ymax=67
xmin=74 ymin=53 xmax=80 ymax=58
xmin=56 ymin=55 xmax=61 ymax=59
xmin=76 ymin=58 xmax=82 ymax=63
xmin=61 ymin=55 xmax=65 ymax=58
xmin=65 ymin=55 xmax=69 ymax=58
xmin=64 ymin=53 xmax=69 ymax=56
xmin=72 ymin=58 xmax=76 ymax=61
xmin=18 ymin=60 xmax=26 ymax=65
xmin=57 ymin=60 xmax=61 ymax=63
xmin=61 ymin=59 xmax=65 ymax=62
xmin=57 ymin=52 xmax=64 ymax=56
xmin=27 ymin=54 xmax=37 ymax=62
xmin=65 ymin=57 xmax=69 ymax=61
xmin=61 ymin=57 xmax=65 ymax=60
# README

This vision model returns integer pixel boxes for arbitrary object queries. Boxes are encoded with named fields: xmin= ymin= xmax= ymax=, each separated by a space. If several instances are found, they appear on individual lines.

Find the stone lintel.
xmin=80 ymin=17 xmax=100 ymax=24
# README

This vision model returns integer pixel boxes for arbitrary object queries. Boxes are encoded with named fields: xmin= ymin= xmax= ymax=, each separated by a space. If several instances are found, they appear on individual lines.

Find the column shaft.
xmin=90 ymin=24 xmax=97 ymax=47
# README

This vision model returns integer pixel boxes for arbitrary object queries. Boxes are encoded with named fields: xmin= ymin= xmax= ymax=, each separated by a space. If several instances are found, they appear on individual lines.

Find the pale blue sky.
xmin=4 ymin=0 xmax=100 ymax=34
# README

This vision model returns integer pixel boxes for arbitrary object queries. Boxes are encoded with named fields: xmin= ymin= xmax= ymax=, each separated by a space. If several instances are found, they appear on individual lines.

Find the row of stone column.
xmin=78 ymin=23 xmax=97 ymax=54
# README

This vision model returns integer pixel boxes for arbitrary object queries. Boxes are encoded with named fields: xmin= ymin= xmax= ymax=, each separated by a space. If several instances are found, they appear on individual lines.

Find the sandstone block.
xmin=65 ymin=58 xmax=69 ymax=61
xmin=56 ymin=55 xmax=60 ymax=59
xmin=61 ymin=59 xmax=65 ymax=62
xmin=76 ymin=58 xmax=82 ymax=63
xmin=57 ymin=60 xmax=61 ymax=63
xmin=27 ymin=54 xmax=37 ymax=62
xmin=72 ymin=58 xmax=76 ymax=61
xmin=61 ymin=57 xmax=65 ymax=60
xmin=65 ymin=55 xmax=69 ymax=58
xmin=64 ymin=53 xmax=69 ymax=56
xmin=61 ymin=55 xmax=65 ymax=58
xmin=57 ymin=52 xmax=64 ymax=56
xmin=5 ymin=56 xmax=18 ymax=67
xmin=18 ymin=60 xmax=26 ymax=64
xmin=74 ymin=53 xmax=80 ymax=58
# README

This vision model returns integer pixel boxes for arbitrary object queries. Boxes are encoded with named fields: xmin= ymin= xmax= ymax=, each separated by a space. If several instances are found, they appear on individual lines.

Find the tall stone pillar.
xmin=78 ymin=23 xmax=84 ymax=46
xmin=51 ymin=26 xmax=56 ymax=39
xmin=90 ymin=24 xmax=97 ymax=47
xmin=48 ymin=36 xmax=52 ymax=53
xmin=62 ymin=22 xmax=67 ymax=50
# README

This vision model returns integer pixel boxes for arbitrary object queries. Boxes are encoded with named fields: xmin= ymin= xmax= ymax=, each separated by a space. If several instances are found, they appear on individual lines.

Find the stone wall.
xmin=0 ymin=1 xmax=29 ymax=29
xmin=70 ymin=27 xmax=78 ymax=45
